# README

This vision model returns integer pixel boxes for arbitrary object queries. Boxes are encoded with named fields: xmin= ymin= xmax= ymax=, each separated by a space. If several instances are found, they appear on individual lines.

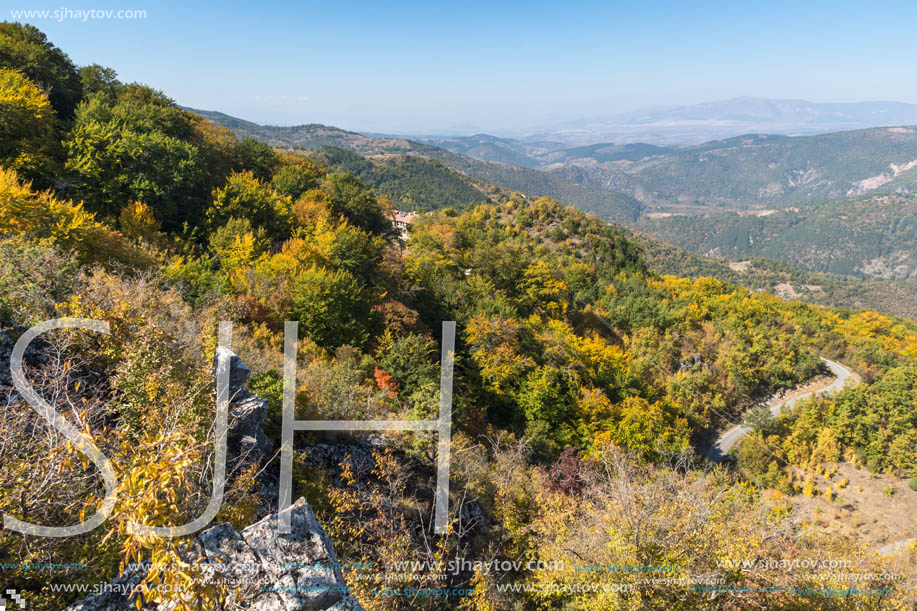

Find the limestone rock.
xmin=214 ymin=346 xmax=273 ymax=463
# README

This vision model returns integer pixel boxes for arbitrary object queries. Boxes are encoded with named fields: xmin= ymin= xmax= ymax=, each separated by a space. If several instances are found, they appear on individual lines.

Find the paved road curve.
xmin=705 ymin=358 xmax=858 ymax=463
xmin=702 ymin=360 xmax=917 ymax=557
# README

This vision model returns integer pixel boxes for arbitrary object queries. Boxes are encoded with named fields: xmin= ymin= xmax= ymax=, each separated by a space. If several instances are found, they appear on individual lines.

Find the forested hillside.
xmin=427 ymin=128 xmax=917 ymax=211
xmin=308 ymin=146 xmax=509 ymax=211
xmin=626 ymin=228 xmax=917 ymax=320
xmin=195 ymin=109 xmax=917 ymax=319
xmin=2 ymin=22 xmax=917 ymax=610
xmin=636 ymin=193 xmax=917 ymax=281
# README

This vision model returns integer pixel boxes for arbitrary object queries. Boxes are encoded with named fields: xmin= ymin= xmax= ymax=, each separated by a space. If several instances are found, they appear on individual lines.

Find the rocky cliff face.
xmin=64 ymin=348 xmax=364 ymax=611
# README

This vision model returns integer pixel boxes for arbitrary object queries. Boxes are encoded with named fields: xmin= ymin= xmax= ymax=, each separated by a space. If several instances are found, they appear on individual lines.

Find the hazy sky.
xmin=10 ymin=0 xmax=917 ymax=134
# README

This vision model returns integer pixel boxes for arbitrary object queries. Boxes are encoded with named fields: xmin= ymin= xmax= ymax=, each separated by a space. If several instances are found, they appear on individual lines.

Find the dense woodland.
xmin=626 ymin=228 xmax=917 ymax=321
xmin=636 ymin=194 xmax=917 ymax=282
xmin=2 ymin=22 xmax=917 ymax=610
xmin=195 ymin=102 xmax=917 ymax=323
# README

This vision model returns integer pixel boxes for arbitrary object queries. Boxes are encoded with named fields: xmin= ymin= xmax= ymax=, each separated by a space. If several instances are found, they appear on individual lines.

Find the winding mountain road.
xmin=702 ymin=360 xmax=917 ymax=557
xmin=705 ymin=358 xmax=859 ymax=463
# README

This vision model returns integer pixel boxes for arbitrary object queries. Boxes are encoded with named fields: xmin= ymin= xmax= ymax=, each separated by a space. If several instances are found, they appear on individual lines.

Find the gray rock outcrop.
xmin=65 ymin=498 xmax=364 ymax=610
xmin=215 ymin=346 xmax=274 ymax=465
xmin=65 ymin=348 xmax=364 ymax=611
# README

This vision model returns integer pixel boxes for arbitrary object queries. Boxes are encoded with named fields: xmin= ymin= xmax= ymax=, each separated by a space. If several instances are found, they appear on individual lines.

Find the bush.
xmin=0 ymin=237 xmax=79 ymax=323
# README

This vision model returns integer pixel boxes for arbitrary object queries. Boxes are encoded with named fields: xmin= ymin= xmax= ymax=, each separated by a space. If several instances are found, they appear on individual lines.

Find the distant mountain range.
xmin=192 ymin=107 xmax=917 ymax=212
xmin=424 ymin=127 xmax=917 ymax=210
xmin=520 ymin=97 xmax=917 ymax=145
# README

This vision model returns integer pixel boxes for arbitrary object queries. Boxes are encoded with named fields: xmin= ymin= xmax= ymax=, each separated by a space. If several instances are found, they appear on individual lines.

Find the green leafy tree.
xmin=0 ymin=22 xmax=82 ymax=118
xmin=324 ymin=172 xmax=393 ymax=237
xmin=518 ymin=366 xmax=575 ymax=456
xmin=66 ymin=119 xmax=208 ymax=226
xmin=375 ymin=331 xmax=439 ymax=398
xmin=235 ymin=137 xmax=279 ymax=182
xmin=290 ymin=266 xmax=375 ymax=348
xmin=79 ymin=63 xmax=121 ymax=97
xmin=272 ymin=156 xmax=324 ymax=199
xmin=64 ymin=86 xmax=215 ymax=228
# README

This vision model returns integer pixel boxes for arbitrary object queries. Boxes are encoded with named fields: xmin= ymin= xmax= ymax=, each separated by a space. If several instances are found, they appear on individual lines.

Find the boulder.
xmin=214 ymin=346 xmax=273 ymax=464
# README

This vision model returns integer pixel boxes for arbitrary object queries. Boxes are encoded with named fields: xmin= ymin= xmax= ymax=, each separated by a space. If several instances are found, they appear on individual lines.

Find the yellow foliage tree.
xmin=0 ymin=68 xmax=57 ymax=181
xmin=0 ymin=167 xmax=146 ymax=264
xmin=118 ymin=200 xmax=161 ymax=242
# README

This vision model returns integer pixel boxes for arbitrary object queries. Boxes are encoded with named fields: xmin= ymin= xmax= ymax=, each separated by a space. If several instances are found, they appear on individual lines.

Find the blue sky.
xmin=9 ymin=0 xmax=917 ymax=134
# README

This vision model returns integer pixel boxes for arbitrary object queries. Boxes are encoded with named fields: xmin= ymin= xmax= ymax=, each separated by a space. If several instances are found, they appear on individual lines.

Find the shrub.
xmin=802 ymin=475 xmax=817 ymax=498
xmin=546 ymin=447 xmax=585 ymax=494
xmin=0 ymin=237 xmax=79 ymax=323
xmin=118 ymin=200 xmax=161 ymax=241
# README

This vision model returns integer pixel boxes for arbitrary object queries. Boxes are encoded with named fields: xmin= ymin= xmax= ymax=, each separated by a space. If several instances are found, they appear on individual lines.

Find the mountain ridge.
xmin=186 ymin=108 xmax=646 ymax=222
xmin=521 ymin=97 xmax=917 ymax=145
